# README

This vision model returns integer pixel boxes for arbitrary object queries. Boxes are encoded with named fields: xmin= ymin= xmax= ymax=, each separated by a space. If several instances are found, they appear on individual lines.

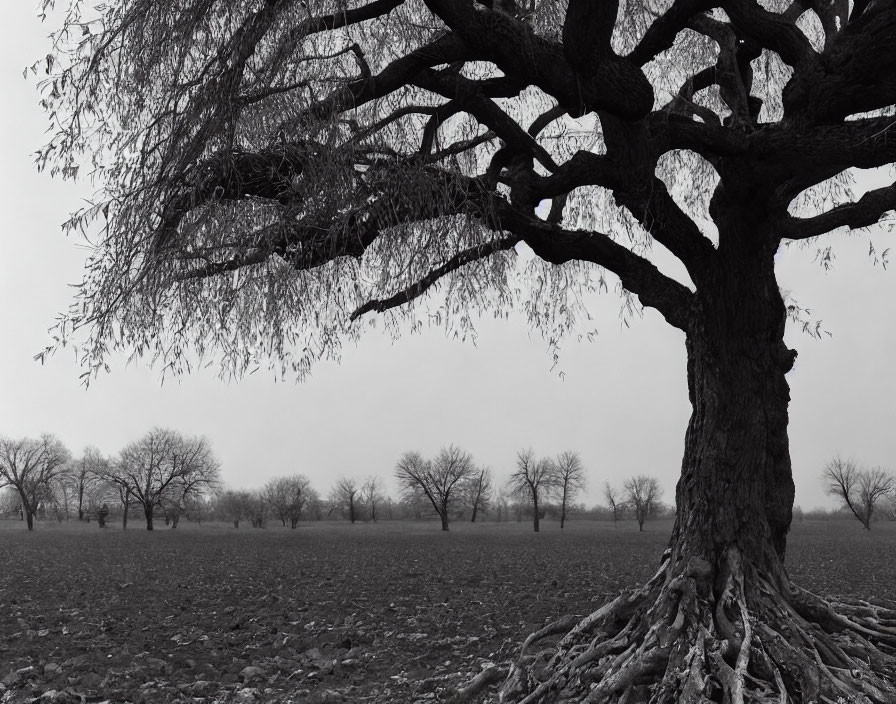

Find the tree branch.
xmin=722 ymin=0 xmax=819 ymax=69
xmin=350 ymin=235 xmax=520 ymax=320
xmin=779 ymin=181 xmax=896 ymax=240
xmin=628 ymin=0 xmax=716 ymax=66
xmin=422 ymin=0 xmax=653 ymax=119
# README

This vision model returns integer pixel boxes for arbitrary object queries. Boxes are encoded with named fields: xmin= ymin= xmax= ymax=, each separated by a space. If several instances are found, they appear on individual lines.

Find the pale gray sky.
xmin=1 ymin=5 xmax=894 ymax=512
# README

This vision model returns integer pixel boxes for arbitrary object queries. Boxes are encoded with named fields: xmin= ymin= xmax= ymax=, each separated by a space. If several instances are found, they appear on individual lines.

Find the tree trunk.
xmin=532 ymin=495 xmax=539 ymax=533
xmin=471 ymin=501 xmax=478 ymax=523
xmin=24 ymin=507 xmax=34 ymax=531
xmin=144 ymin=504 xmax=154 ymax=531
xmin=233 ymin=519 xmax=239 ymax=528
xmin=499 ymin=220 xmax=896 ymax=702
xmin=560 ymin=486 xmax=567 ymax=530
xmin=122 ymin=502 xmax=129 ymax=530
xmin=439 ymin=508 xmax=449 ymax=531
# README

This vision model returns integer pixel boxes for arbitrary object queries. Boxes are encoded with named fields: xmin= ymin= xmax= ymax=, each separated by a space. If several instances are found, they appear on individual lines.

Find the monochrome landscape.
xmin=2 ymin=0 xmax=896 ymax=702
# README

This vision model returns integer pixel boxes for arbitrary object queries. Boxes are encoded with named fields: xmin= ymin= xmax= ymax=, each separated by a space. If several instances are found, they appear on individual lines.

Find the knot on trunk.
xmin=777 ymin=343 xmax=798 ymax=373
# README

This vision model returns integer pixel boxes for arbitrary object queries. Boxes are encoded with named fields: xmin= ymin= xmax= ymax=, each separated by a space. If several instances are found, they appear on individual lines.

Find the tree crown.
xmin=36 ymin=0 xmax=896 ymax=378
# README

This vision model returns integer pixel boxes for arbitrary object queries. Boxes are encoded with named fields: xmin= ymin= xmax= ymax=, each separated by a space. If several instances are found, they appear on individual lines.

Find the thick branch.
xmin=628 ymin=0 xmax=716 ymax=66
xmin=722 ymin=0 xmax=818 ymax=69
xmin=779 ymin=181 xmax=896 ymax=240
xmin=423 ymin=0 xmax=653 ymax=120
xmin=300 ymin=0 xmax=405 ymax=35
xmin=495 ymin=207 xmax=695 ymax=330
xmin=413 ymin=69 xmax=557 ymax=171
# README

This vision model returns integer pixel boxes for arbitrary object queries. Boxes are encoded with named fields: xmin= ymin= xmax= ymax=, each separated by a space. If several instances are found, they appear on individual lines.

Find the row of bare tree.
xmin=0 ymin=428 xmax=220 ymax=531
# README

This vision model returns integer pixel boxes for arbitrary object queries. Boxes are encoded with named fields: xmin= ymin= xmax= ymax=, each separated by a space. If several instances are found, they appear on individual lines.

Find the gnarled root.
xmin=479 ymin=547 xmax=896 ymax=704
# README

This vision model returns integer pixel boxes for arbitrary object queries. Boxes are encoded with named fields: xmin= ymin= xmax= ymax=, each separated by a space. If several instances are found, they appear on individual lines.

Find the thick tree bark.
xmin=144 ymin=504 xmax=154 ymax=531
xmin=122 ymin=502 xmax=129 ymax=530
xmin=24 ymin=508 xmax=34 ymax=531
xmin=532 ymin=495 xmax=540 ymax=533
xmin=440 ymin=509 xmax=450 ymax=532
xmin=496 ymin=210 xmax=896 ymax=702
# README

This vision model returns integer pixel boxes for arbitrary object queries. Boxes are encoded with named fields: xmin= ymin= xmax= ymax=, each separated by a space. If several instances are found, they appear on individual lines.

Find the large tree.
xmin=36 ymin=0 xmax=896 ymax=699
xmin=0 ymin=435 xmax=71 ymax=531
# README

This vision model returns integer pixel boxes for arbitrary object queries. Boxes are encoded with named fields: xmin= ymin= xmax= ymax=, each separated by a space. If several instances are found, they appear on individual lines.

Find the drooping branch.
xmin=498 ymin=210 xmax=695 ymax=331
xmin=779 ymin=181 xmax=896 ymax=240
xmin=291 ymin=32 xmax=474 ymax=126
xmin=350 ymin=235 xmax=520 ymax=320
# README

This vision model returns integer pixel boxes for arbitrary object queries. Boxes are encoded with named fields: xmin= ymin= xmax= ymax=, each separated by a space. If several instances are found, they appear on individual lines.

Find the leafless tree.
xmin=38 ymin=0 xmax=896 ymax=696
xmin=329 ymin=477 xmax=361 ymax=524
xmin=217 ymin=489 xmax=256 ymax=528
xmin=823 ymin=457 xmax=895 ymax=531
xmin=554 ymin=451 xmax=586 ymax=529
xmin=462 ymin=467 xmax=493 ymax=523
xmin=603 ymin=481 xmax=624 ymax=528
xmin=395 ymin=446 xmax=475 ymax=531
xmin=101 ymin=428 xmax=220 ymax=530
xmin=508 ymin=449 xmax=557 ymax=533
xmin=264 ymin=475 xmax=314 ymax=528
xmin=0 ymin=435 xmax=72 ymax=531
xmin=362 ymin=476 xmax=385 ymax=522
xmin=71 ymin=446 xmax=109 ymax=521
xmin=624 ymin=475 xmax=662 ymax=532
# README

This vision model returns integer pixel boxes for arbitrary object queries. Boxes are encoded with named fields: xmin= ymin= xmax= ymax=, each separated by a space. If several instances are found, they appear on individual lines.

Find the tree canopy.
xmin=37 ymin=0 xmax=896 ymax=378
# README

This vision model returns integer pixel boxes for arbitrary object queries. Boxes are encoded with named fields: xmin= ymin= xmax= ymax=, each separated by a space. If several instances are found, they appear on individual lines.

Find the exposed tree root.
xmin=458 ymin=547 xmax=896 ymax=704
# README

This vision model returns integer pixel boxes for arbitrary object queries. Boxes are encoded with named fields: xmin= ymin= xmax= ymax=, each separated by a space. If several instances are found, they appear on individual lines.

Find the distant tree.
xmin=362 ymin=476 xmax=385 ymax=522
xmin=624 ymin=475 xmax=662 ymax=532
xmin=554 ymin=451 xmax=586 ymax=529
xmin=463 ymin=467 xmax=493 ymax=523
xmin=329 ymin=477 xmax=361 ymax=524
xmin=217 ymin=489 xmax=253 ymax=528
xmin=823 ymin=456 xmax=894 ymax=531
xmin=247 ymin=491 xmax=267 ymax=528
xmin=398 ymin=483 xmax=430 ymax=520
xmin=0 ymin=488 xmax=21 ymax=518
xmin=263 ymin=475 xmax=313 ymax=528
xmin=395 ymin=446 xmax=475 ymax=531
xmin=71 ymin=446 xmax=109 ymax=521
xmin=102 ymin=428 xmax=220 ymax=530
xmin=603 ymin=481 xmax=624 ymax=528
xmin=0 ymin=435 xmax=72 ymax=531
xmin=508 ymin=450 xmax=556 ymax=533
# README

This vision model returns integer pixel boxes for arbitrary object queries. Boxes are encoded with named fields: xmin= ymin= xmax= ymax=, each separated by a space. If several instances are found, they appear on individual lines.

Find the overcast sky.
xmin=1 ymin=5 xmax=894 ymax=513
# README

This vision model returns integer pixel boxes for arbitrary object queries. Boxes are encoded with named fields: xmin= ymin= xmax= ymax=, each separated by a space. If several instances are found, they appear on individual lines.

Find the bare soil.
xmin=1 ymin=518 xmax=894 ymax=703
